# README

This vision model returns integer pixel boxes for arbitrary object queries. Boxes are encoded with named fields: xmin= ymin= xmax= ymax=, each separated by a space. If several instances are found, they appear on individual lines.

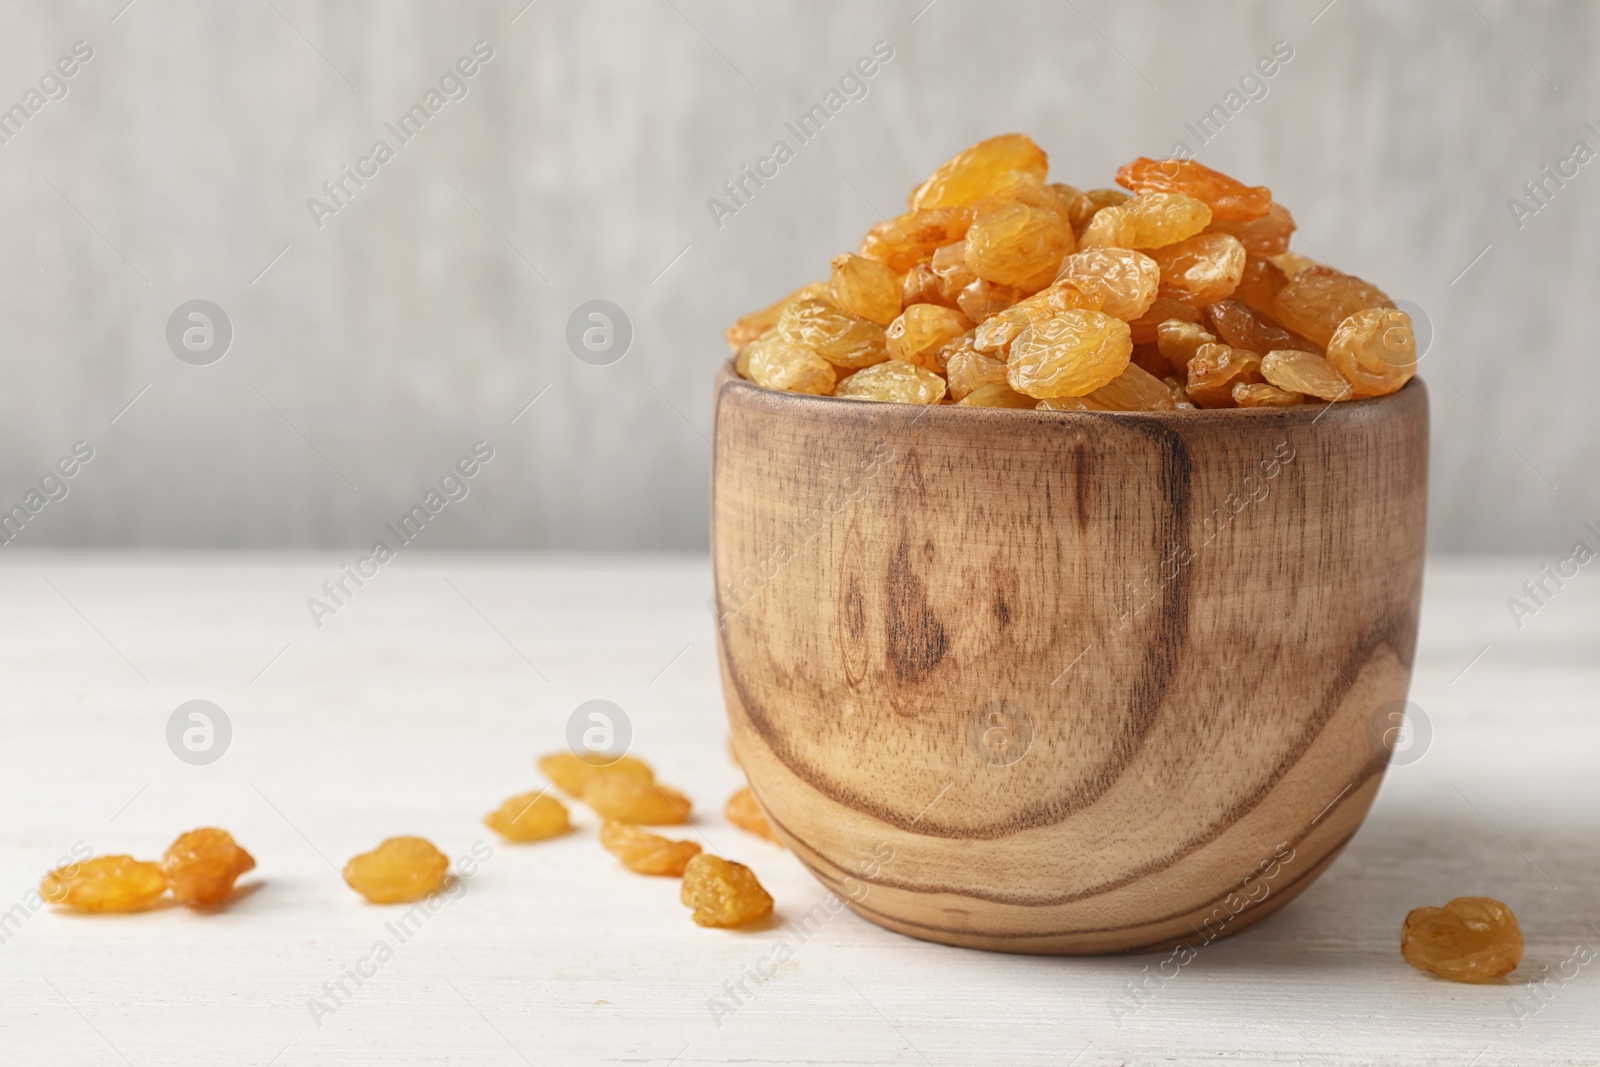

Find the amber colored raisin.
xmin=1233 ymin=382 xmax=1305 ymax=407
xmin=859 ymin=207 xmax=976 ymax=273
xmin=830 ymin=253 xmax=902 ymax=325
xmin=1007 ymin=310 xmax=1133 ymax=399
xmin=964 ymin=202 xmax=1076 ymax=291
xmin=1206 ymin=201 xmax=1296 ymax=255
xmin=930 ymin=240 xmax=978 ymax=302
xmin=725 ymin=786 xmax=784 ymax=844
xmin=600 ymin=820 xmax=702 ymax=876
xmin=957 ymin=382 xmax=1037 ymax=408
xmin=1401 ymin=897 xmax=1523 ymax=983
xmin=484 ymin=789 xmax=571 ymax=842
xmin=1115 ymin=157 xmax=1272 ymax=221
xmin=1156 ymin=319 xmax=1218 ymax=375
xmin=1086 ymin=363 xmax=1176 ymax=410
xmin=1128 ymin=298 xmax=1202 ymax=344
xmin=777 ymin=299 xmax=889 ymax=370
xmin=1080 ymin=192 xmax=1213 ymax=250
xmin=974 ymin=282 xmax=1103 ymax=356
xmin=909 ymin=133 xmax=1049 ymax=211
xmin=539 ymin=752 xmax=654 ymax=797
xmin=1067 ymin=188 xmax=1130 ymax=234
xmin=1235 ymin=255 xmax=1289 ymax=317
xmin=1260 ymin=349 xmax=1352 ymax=401
xmin=1053 ymin=247 xmax=1160 ymax=320
xmin=1205 ymin=299 xmax=1317 ymax=355
xmin=834 ymin=359 xmax=947 ymax=404
xmin=41 ymin=855 xmax=167 ymax=913
xmin=725 ymin=282 xmax=829 ymax=354
xmin=1325 ymin=307 xmax=1417 ymax=397
xmin=343 ymin=837 xmax=449 ymax=904
xmin=744 ymin=335 xmax=837 ymax=395
xmin=1272 ymin=266 xmax=1393 ymax=347
xmin=1186 ymin=343 xmax=1263 ymax=408
xmin=956 ymin=279 xmax=1024 ymax=324
xmin=944 ymin=336 xmax=1008 ymax=400
xmin=901 ymin=262 xmax=948 ymax=309
xmin=1270 ymin=251 xmax=1321 ymax=277
xmin=584 ymin=774 xmax=692 ymax=825
xmin=887 ymin=304 xmax=972 ymax=368
xmin=163 ymin=829 xmax=255 ymax=906
xmin=680 ymin=854 xmax=775 ymax=928
xmin=1129 ymin=342 xmax=1171 ymax=378
xmin=1037 ymin=394 xmax=1115 ymax=411
xmin=1150 ymin=233 xmax=1247 ymax=307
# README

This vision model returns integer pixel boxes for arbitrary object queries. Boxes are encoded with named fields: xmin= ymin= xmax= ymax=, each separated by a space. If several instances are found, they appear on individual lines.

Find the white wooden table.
xmin=0 ymin=553 xmax=1594 ymax=1066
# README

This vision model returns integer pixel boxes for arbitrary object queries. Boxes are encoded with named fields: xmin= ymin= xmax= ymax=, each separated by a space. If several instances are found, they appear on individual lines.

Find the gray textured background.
xmin=0 ymin=0 xmax=1593 ymax=552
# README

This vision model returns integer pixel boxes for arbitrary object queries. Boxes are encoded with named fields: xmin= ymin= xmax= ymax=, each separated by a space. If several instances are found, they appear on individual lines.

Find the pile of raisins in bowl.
xmin=727 ymin=134 xmax=1416 ymax=410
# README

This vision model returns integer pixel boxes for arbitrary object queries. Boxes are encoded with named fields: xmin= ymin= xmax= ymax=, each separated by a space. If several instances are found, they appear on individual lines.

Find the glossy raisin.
xmin=1053 ymin=247 xmax=1159 ymax=320
xmin=163 ymin=829 xmax=255 ymax=906
xmin=1232 ymin=382 xmax=1305 ymax=407
xmin=1150 ymin=233 xmax=1247 ymax=307
xmin=964 ymin=202 xmax=1075 ymax=291
xmin=1115 ymin=157 xmax=1272 ymax=221
xmin=834 ymin=359 xmax=948 ymax=404
xmin=1324 ymin=307 xmax=1417 ymax=397
xmin=1205 ymin=299 xmax=1317 ymax=355
xmin=1272 ymin=267 xmax=1392 ymax=348
xmin=777 ymin=299 xmax=889 ymax=370
xmin=886 ymin=304 xmax=972 ymax=368
xmin=1401 ymin=897 xmax=1523 ymax=983
xmin=909 ymin=133 xmax=1049 ymax=211
xmin=1260 ymin=348 xmax=1352 ymax=401
xmin=1007 ymin=310 xmax=1133 ymax=399
xmin=1186 ymin=343 xmax=1263 ymax=408
xmin=1080 ymin=192 xmax=1212 ymax=250
xmin=829 ymin=253 xmax=902 ymax=325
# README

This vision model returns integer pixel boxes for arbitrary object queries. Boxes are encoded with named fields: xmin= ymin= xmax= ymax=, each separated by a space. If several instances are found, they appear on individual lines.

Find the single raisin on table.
xmin=726 ymin=787 xmax=785 ymax=845
xmin=41 ymin=855 xmax=168 ymax=913
xmin=1324 ymin=307 xmax=1417 ymax=397
xmin=484 ymin=789 xmax=571 ymax=842
xmin=835 ymin=359 xmax=948 ymax=404
xmin=584 ymin=774 xmax=692 ymax=825
xmin=1007 ymin=310 xmax=1133 ymax=399
xmin=830 ymin=253 xmax=903 ymax=326
xmin=539 ymin=752 xmax=654 ymax=798
xmin=343 ymin=837 xmax=449 ymax=904
xmin=1261 ymin=348 xmax=1352 ymax=401
xmin=600 ymin=820 xmax=702 ymax=876
xmin=1115 ymin=157 xmax=1272 ymax=221
xmin=681 ymin=854 xmax=775 ymax=928
xmin=1401 ymin=896 xmax=1524 ymax=983
xmin=163 ymin=829 xmax=255 ymax=906
xmin=907 ymin=133 xmax=1049 ymax=211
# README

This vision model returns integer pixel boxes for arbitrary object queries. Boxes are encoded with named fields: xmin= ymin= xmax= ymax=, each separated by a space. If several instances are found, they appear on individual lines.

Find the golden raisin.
xmin=974 ymin=282 xmax=1103 ymax=356
xmin=600 ymin=820 xmax=702 ymax=876
xmin=1324 ymin=307 xmax=1417 ymax=397
xmin=1080 ymin=192 xmax=1212 ymax=250
xmin=1206 ymin=201 xmax=1296 ymax=254
xmin=680 ymin=854 xmax=775 ymax=928
xmin=1272 ymin=266 xmax=1393 ymax=348
xmin=343 ymin=837 xmax=449 ymax=904
xmin=1156 ymin=318 xmax=1218 ymax=375
xmin=725 ymin=282 xmax=829 ymax=354
xmin=163 ymin=829 xmax=255 ymax=906
xmin=777 ymin=299 xmax=889 ymax=370
xmin=1401 ymin=897 xmax=1523 ymax=983
xmin=726 ymin=786 xmax=785 ymax=844
xmin=1038 ymin=395 xmax=1115 ymax=411
xmin=1270 ymin=250 xmax=1321 ymax=277
xmin=886 ymin=304 xmax=971 ymax=368
xmin=484 ymin=789 xmax=571 ymax=842
xmin=929 ymin=240 xmax=978 ymax=303
xmin=900 ymin=262 xmax=948 ymax=308
xmin=944 ymin=336 xmax=1008 ymax=400
xmin=1007 ymin=310 xmax=1133 ymax=399
xmin=908 ymin=133 xmax=1049 ymax=211
xmin=963 ymin=202 xmax=1076 ymax=291
xmin=859 ymin=207 xmax=975 ymax=273
xmin=1205 ymin=299 xmax=1317 ymax=355
xmin=41 ymin=855 xmax=167 ymax=913
xmin=1130 ymin=341 xmax=1172 ymax=379
xmin=1186 ymin=343 xmax=1263 ymax=408
xmin=1052 ymin=247 xmax=1159 ymax=321
xmin=830 ymin=253 xmax=903 ymax=325
xmin=834 ymin=359 xmax=947 ymax=404
xmin=1150 ymin=233 xmax=1247 ymax=307
xmin=1115 ymin=157 xmax=1272 ymax=221
xmin=1086 ymin=363 xmax=1176 ymax=410
xmin=1067 ymin=188 xmax=1130 ymax=234
xmin=1233 ymin=382 xmax=1305 ymax=407
xmin=956 ymin=279 xmax=1024 ymax=324
xmin=538 ymin=752 xmax=654 ymax=798
xmin=744 ymin=335 xmax=837 ymax=395
xmin=957 ymin=382 xmax=1036 ymax=408
xmin=1128 ymin=297 xmax=1202 ymax=344
xmin=584 ymin=774 xmax=692 ymax=825
xmin=1260 ymin=348 xmax=1352 ymax=401
xmin=1234 ymin=255 xmax=1289 ymax=317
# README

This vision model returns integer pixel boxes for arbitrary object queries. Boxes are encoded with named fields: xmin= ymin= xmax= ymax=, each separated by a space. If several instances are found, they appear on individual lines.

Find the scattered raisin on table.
xmin=484 ymin=789 xmax=571 ymax=842
xmin=726 ymin=787 xmax=784 ymax=845
xmin=583 ymin=774 xmax=692 ymax=825
xmin=727 ymin=136 xmax=1419 ymax=407
xmin=163 ymin=829 xmax=255 ymax=906
xmin=343 ymin=837 xmax=450 ymax=904
xmin=600 ymin=820 xmax=702 ymax=876
xmin=538 ymin=752 xmax=654 ymax=798
xmin=41 ymin=855 xmax=168 ymax=913
xmin=1401 ymin=896 xmax=1523 ymax=983
xmin=681 ymin=854 xmax=775 ymax=928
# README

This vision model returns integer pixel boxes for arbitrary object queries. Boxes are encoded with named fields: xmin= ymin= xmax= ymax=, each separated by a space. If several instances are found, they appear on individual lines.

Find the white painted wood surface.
xmin=0 ymin=553 xmax=1595 ymax=1066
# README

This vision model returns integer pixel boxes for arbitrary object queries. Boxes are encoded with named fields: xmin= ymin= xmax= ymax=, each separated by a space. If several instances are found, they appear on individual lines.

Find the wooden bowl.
xmin=711 ymin=364 xmax=1428 ymax=955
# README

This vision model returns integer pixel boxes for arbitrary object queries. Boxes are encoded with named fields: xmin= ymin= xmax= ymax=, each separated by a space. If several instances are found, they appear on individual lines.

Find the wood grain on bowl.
xmin=711 ymin=364 xmax=1429 ymax=955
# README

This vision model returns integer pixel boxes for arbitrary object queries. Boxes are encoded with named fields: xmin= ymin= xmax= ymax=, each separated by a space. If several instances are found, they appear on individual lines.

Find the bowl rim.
xmin=715 ymin=360 xmax=1425 ymax=425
